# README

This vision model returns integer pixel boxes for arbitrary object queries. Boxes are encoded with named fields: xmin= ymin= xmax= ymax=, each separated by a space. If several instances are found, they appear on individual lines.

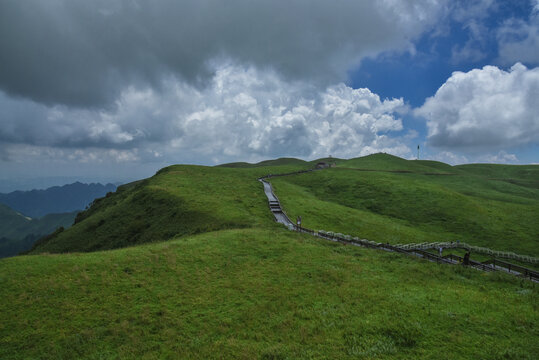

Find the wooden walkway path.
xmin=258 ymin=170 xmax=539 ymax=282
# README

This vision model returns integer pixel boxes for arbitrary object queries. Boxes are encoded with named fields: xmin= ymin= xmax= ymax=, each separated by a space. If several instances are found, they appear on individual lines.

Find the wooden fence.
xmin=260 ymin=168 xmax=538 ymax=281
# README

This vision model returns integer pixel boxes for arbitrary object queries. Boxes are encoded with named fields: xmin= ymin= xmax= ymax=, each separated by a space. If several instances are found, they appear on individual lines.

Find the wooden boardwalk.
xmin=259 ymin=170 xmax=539 ymax=282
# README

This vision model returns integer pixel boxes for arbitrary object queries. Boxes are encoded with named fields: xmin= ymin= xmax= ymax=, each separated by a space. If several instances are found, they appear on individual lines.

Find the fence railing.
xmin=393 ymin=241 xmax=538 ymax=264
xmin=444 ymin=254 xmax=497 ymax=272
xmin=260 ymin=168 xmax=539 ymax=281
xmin=258 ymin=168 xmax=316 ymax=181
xmin=482 ymin=258 xmax=539 ymax=280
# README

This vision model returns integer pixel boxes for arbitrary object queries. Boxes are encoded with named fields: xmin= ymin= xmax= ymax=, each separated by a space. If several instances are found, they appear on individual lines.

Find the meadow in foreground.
xmin=1 ymin=228 xmax=537 ymax=359
xmin=2 ymin=155 xmax=538 ymax=359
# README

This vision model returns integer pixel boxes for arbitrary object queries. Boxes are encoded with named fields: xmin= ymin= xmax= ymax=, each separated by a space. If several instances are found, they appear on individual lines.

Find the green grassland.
xmin=218 ymin=157 xmax=310 ymax=168
xmin=2 ymin=154 xmax=538 ymax=359
xmin=271 ymin=155 xmax=539 ymax=256
xmin=218 ymin=156 xmax=346 ymax=169
xmin=337 ymin=153 xmax=454 ymax=174
xmin=25 ymin=153 xmax=539 ymax=257
xmin=29 ymin=164 xmax=310 ymax=254
xmin=1 ymin=228 xmax=537 ymax=359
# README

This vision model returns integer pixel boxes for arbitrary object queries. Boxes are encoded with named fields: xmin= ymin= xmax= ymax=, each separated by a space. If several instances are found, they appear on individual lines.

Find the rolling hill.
xmin=2 ymin=154 xmax=538 ymax=359
xmin=217 ymin=157 xmax=311 ymax=168
xmin=337 ymin=153 xmax=455 ymax=173
xmin=28 ymin=164 xmax=307 ymax=254
xmin=29 ymin=154 xmax=539 ymax=257
xmin=218 ymin=156 xmax=346 ymax=168
xmin=271 ymin=154 xmax=539 ymax=256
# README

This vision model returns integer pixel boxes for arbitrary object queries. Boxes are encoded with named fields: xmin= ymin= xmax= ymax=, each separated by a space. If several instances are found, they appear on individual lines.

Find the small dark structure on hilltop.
xmin=315 ymin=162 xmax=335 ymax=169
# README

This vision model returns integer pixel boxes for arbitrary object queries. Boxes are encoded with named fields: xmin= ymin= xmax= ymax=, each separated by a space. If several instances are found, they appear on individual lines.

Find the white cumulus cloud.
xmin=0 ymin=64 xmax=411 ymax=166
xmin=415 ymin=63 xmax=539 ymax=152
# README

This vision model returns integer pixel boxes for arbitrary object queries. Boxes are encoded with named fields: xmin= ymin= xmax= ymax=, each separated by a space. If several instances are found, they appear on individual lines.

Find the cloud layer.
xmin=1 ymin=0 xmax=536 ymax=180
xmin=0 ymin=0 xmax=447 ymax=108
xmin=416 ymin=63 xmax=539 ymax=151
xmin=497 ymin=0 xmax=539 ymax=65
xmin=0 ymin=64 xmax=410 ymax=165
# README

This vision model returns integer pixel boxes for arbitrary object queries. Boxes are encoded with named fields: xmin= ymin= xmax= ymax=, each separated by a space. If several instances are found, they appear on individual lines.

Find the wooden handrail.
xmin=260 ymin=169 xmax=538 ymax=282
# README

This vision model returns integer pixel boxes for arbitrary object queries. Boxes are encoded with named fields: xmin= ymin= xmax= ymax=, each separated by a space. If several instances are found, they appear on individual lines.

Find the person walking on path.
xmin=463 ymin=251 xmax=470 ymax=265
xmin=438 ymin=246 xmax=443 ymax=257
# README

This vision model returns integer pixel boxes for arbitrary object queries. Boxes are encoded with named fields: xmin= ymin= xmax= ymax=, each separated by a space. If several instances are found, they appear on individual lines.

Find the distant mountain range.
xmin=0 ymin=182 xmax=116 ymax=218
xmin=0 ymin=203 xmax=78 ymax=258
xmin=0 ymin=182 xmax=117 ymax=258
xmin=0 ymin=176 xmax=124 ymax=193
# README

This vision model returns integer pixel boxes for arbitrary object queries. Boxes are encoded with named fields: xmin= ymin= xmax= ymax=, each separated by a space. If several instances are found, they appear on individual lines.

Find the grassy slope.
xmin=218 ymin=156 xmax=346 ymax=169
xmin=26 ymin=212 xmax=78 ymax=235
xmin=1 ymin=228 xmax=537 ymax=360
xmin=29 ymin=164 xmax=309 ymax=254
xmin=338 ymin=153 xmax=455 ymax=174
xmin=217 ymin=157 xmax=309 ymax=168
xmin=271 ymin=155 xmax=539 ymax=256
xmin=2 ymin=155 xmax=539 ymax=358
xmin=27 ymin=154 xmax=539 ymax=256
xmin=456 ymin=163 xmax=539 ymax=189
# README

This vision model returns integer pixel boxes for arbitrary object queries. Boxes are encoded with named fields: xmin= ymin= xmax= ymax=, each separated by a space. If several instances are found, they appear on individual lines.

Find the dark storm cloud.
xmin=0 ymin=0 xmax=445 ymax=108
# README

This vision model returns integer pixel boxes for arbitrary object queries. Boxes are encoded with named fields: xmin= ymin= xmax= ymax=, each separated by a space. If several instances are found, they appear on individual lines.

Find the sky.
xmin=1 ymin=0 xmax=538 ymax=190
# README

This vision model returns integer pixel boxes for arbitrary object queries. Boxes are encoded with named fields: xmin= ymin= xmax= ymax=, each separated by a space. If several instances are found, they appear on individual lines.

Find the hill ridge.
xmin=28 ymin=155 xmax=539 ymax=258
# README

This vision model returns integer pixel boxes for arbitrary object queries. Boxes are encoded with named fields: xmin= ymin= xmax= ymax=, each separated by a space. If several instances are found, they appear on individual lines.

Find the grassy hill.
xmin=29 ymin=154 xmax=538 ymax=257
xmin=219 ymin=156 xmax=346 ymax=169
xmin=455 ymin=163 xmax=539 ymax=189
xmin=336 ymin=153 xmax=455 ymax=174
xmin=218 ymin=157 xmax=310 ymax=168
xmin=1 ymin=228 xmax=537 ymax=359
xmin=270 ymin=155 xmax=539 ymax=256
xmin=29 ymin=164 xmax=306 ymax=254
xmin=3 ymin=154 xmax=538 ymax=358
